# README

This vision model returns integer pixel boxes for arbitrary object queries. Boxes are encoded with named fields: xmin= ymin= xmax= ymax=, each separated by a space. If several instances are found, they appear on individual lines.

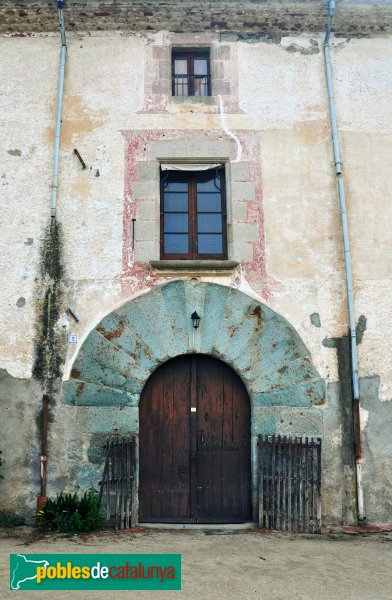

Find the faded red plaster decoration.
xmin=118 ymin=262 xmax=168 ymax=300
xmin=214 ymin=42 xmax=242 ymax=114
xmin=118 ymin=129 xmax=271 ymax=300
xmin=139 ymin=43 xmax=170 ymax=114
xmin=117 ymin=130 xmax=165 ymax=296
xmin=235 ymin=131 xmax=274 ymax=302
xmin=230 ymin=265 xmax=242 ymax=289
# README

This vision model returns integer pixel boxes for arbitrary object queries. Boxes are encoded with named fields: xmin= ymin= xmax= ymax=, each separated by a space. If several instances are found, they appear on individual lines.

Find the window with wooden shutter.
xmin=160 ymin=168 xmax=227 ymax=260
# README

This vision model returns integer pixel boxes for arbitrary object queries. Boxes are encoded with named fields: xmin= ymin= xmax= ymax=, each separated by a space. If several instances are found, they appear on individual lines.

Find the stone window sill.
xmin=171 ymin=95 xmax=216 ymax=106
xmin=150 ymin=260 xmax=239 ymax=275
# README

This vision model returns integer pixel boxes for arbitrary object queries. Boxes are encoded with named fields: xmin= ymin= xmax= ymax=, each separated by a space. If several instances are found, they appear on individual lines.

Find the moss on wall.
xmin=32 ymin=218 xmax=65 ymax=388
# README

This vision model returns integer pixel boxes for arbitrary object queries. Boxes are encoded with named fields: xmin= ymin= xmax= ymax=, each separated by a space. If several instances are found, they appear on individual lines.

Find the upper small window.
xmin=172 ymin=49 xmax=211 ymax=97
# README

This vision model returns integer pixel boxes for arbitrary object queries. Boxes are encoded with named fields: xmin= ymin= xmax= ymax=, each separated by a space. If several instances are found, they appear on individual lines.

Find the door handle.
xmin=199 ymin=432 xmax=205 ymax=446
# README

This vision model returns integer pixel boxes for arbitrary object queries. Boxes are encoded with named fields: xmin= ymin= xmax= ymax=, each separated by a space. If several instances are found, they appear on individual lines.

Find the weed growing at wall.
xmin=0 ymin=510 xmax=25 ymax=528
xmin=37 ymin=490 xmax=102 ymax=534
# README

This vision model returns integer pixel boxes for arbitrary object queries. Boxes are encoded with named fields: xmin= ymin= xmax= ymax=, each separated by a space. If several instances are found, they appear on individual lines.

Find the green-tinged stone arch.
xmin=62 ymin=280 xmax=325 ymax=516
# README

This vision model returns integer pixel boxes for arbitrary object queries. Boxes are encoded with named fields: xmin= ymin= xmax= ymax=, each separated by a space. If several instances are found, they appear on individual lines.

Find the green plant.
xmin=36 ymin=489 xmax=102 ymax=534
xmin=0 ymin=510 xmax=25 ymax=528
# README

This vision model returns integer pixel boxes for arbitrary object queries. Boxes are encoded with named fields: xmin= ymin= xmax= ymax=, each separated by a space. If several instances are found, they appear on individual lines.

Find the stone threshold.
xmin=138 ymin=522 xmax=255 ymax=530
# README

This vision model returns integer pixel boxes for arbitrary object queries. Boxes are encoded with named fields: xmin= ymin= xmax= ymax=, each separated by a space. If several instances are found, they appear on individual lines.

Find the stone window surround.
xmin=141 ymin=33 xmax=240 ymax=114
xmin=135 ymin=143 xmax=236 ymax=262
xmin=120 ymin=129 xmax=267 ymax=299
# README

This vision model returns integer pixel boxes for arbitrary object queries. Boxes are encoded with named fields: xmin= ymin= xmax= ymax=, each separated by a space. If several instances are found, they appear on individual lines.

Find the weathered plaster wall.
xmin=1 ymin=23 xmax=391 ymax=523
xmin=0 ymin=370 xmax=42 ymax=512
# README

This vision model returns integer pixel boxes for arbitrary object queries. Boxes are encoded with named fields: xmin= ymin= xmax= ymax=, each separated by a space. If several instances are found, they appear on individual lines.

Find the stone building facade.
xmin=0 ymin=0 xmax=391 ymax=526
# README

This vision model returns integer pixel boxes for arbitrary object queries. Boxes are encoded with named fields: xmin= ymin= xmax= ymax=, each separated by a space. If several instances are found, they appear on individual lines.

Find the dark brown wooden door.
xmin=139 ymin=355 xmax=251 ymax=523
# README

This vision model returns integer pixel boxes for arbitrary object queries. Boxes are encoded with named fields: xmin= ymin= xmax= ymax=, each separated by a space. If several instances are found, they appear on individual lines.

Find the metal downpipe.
xmin=37 ymin=1 xmax=67 ymax=510
xmin=50 ymin=1 xmax=67 ymax=219
xmin=323 ymin=0 xmax=365 ymax=522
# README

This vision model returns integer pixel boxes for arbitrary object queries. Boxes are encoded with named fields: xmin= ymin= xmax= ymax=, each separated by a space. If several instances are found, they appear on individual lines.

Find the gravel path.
xmin=1 ymin=528 xmax=391 ymax=600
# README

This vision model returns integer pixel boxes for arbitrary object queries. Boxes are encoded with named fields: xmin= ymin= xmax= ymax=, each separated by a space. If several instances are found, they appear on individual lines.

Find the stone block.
xmin=229 ymin=241 xmax=254 ymax=262
xmin=250 ymin=435 xmax=259 ymax=474
xmin=134 ymin=240 xmax=159 ymax=261
xmin=231 ymin=181 xmax=256 ymax=202
xmin=232 ymin=223 xmax=259 ymax=243
xmin=149 ymin=139 xmax=235 ymax=161
xmin=133 ymin=181 xmax=159 ymax=200
xmin=138 ymin=200 xmax=159 ymax=221
xmin=276 ymin=407 xmax=323 ymax=437
xmin=231 ymin=200 xmax=247 ymax=222
xmin=211 ymin=60 xmax=224 ymax=79
xmin=251 ymin=407 xmax=277 ymax=435
xmin=136 ymin=162 xmax=159 ymax=181
xmin=253 ymin=379 xmax=326 ymax=407
xmin=171 ymin=95 xmax=216 ymax=106
xmin=77 ymin=406 xmax=139 ymax=434
xmin=79 ymin=463 xmax=102 ymax=492
xmin=214 ymin=45 xmax=231 ymax=60
xmin=152 ymin=79 xmax=171 ymax=94
xmin=159 ymin=59 xmax=171 ymax=79
xmin=213 ymin=80 xmax=231 ymax=95
xmin=153 ymin=46 xmax=170 ymax=60
xmin=62 ymin=380 xmax=136 ymax=407
xmin=171 ymin=32 xmax=217 ymax=45
xmin=230 ymin=161 xmax=250 ymax=182
xmin=66 ymin=440 xmax=83 ymax=461
xmin=134 ymin=221 xmax=158 ymax=242
xmin=87 ymin=434 xmax=108 ymax=464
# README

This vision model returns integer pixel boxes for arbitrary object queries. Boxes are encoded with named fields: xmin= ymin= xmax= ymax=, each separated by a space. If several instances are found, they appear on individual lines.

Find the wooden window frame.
xmin=160 ymin=169 xmax=227 ymax=260
xmin=172 ymin=49 xmax=211 ymax=97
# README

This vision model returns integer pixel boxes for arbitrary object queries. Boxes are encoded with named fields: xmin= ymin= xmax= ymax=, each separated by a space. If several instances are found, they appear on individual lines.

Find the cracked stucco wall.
xmin=0 ymin=25 xmax=391 ymax=523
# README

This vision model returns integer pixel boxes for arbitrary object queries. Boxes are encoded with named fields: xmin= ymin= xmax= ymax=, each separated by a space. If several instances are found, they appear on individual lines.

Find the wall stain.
xmin=248 ymin=304 xmax=264 ymax=332
xmin=7 ymin=149 xmax=22 ymax=156
xmin=284 ymin=39 xmax=319 ymax=54
xmin=323 ymin=333 xmax=357 ymax=522
xmin=32 ymin=219 xmax=65 ymax=387
xmin=356 ymin=315 xmax=367 ymax=345
xmin=96 ymin=320 xmax=125 ymax=341
xmin=46 ymin=95 xmax=107 ymax=147
xmin=310 ymin=312 xmax=321 ymax=328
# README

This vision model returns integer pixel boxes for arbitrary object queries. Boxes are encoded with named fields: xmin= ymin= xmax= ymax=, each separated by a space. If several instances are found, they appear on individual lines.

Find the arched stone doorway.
xmin=139 ymin=354 xmax=251 ymax=523
xmin=62 ymin=280 xmax=325 ymax=521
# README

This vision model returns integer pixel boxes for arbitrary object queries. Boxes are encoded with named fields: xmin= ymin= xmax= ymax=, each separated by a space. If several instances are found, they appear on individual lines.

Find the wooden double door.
xmin=139 ymin=355 xmax=251 ymax=523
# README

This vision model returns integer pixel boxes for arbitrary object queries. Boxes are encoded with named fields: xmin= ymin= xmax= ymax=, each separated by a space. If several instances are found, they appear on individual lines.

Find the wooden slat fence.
xmin=98 ymin=434 xmax=137 ymax=530
xmin=258 ymin=435 xmax=321 ymax=533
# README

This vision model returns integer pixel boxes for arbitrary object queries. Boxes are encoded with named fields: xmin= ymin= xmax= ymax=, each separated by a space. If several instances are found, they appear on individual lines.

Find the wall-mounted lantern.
xmin=191 ymin=311 xmax=201 ymax=329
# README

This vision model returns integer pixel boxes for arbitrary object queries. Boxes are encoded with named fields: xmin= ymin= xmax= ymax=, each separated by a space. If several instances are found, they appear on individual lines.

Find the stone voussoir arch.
xmin=63 ymin=280 xmax=325 ymax=412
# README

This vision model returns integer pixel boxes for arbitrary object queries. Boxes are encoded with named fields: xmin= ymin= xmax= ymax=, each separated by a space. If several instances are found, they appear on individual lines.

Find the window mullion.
xmin=190 ymin=179 xmax=196 ymax=259
xmin=188 ymin=55 xmax=194 ymax=96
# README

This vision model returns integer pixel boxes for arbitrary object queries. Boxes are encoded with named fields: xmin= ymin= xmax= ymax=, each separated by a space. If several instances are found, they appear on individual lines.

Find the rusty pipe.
xmin=37 ymin=394 xmax=49 ymax=510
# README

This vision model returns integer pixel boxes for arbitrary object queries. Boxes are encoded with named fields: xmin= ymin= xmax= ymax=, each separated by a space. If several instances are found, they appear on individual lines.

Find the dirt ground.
xmin=0 ymin=527 xmax=391 ymax=600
